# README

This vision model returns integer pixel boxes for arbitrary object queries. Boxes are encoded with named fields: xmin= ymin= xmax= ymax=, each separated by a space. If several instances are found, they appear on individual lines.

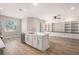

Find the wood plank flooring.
xmin=2 ymin=36 xmax=79 ymax=55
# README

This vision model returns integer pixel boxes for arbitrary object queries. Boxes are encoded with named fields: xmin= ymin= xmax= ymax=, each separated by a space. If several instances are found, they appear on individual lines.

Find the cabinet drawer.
xmin=25 ymin=36 xmax=29 ymax=44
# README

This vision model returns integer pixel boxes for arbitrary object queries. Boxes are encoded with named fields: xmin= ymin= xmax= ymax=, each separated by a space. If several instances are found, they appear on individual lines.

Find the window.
xmin=4 ymin=20 xmax=17 ymax=32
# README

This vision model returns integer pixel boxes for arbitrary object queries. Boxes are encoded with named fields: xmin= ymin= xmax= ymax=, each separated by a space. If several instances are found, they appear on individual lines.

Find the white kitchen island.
xmin=25 ymin=33 xmax=49 ymax=52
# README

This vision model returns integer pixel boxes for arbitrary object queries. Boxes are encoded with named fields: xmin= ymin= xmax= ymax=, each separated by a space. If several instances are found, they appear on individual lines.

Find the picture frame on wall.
xmin=4 ymin=19 xmax=17 ymax=32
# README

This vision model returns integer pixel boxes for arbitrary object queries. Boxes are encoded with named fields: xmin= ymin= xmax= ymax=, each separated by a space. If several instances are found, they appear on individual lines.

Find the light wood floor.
xmin=2 ymin=37 xmax=79 ymax=55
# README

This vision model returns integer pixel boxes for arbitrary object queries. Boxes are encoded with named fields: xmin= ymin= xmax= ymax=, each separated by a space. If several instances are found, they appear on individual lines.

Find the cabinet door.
xmin=37 ymin=36 xmax=42 ymax=50
xmin=28 ymin=35 xmax=33 ymax=46
xmin=32 ymin=36 xmax=38 ymax=48
xmin=25 ymin=36 xmax=29 ymax=44
xmin=43 ymin=36 xmax=49 ymax=50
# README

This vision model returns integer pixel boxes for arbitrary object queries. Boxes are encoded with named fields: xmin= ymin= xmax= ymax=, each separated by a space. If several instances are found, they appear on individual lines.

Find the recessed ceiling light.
xmin=0 ymin=8 xmax=3 ymax=10
xmin=33 ymin=3 xmax=38 ymax=6
xmin=70 ymin=6 xmax=75 ymax=10
xmin=23 ymin=9 xmax=27 ymax=12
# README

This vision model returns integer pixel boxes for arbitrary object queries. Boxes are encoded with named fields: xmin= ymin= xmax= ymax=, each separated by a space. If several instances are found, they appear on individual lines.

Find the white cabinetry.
xmin=32 ymin=36 xmax=38 ymax=48
xmin=37 ymin=36 xmax=42 ymax=50
xmin=25 ymin=36 xmax=28 ymax=44
xmin=25 ymin=35 xmax=32 ymax=45
xmin=25 ymin=33 xmax=49 ymax=52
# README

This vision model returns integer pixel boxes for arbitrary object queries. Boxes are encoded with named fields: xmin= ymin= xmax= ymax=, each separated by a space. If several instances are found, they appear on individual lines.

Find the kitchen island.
xmin=25 ymin=33 xmax=49 ymax=52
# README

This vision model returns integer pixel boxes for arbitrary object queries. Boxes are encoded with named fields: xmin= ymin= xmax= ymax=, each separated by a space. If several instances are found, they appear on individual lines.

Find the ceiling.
xmin=0 ymin=3 xmax=79 ymax=21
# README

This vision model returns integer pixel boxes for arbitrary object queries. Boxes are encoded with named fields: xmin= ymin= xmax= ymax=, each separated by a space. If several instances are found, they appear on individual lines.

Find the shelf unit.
xmin=71 ymin=21 xmax=79 ymax=33
xmin=65 ymin=22 xmax=71 ymax=33
xmin=45 ymin=20 xmax=79 ymax=34
xmin=65 ymin=21 xmax=79 ymax=33
xmin=52 ymin=23 xmax=53 ymax=32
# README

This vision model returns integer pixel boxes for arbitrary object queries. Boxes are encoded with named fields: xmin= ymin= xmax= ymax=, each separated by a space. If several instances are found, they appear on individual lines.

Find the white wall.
xmin=21 ymin=17 xmax=45 ymax=34
xmin=21 ymin=18 xmax=27 ymax=33
xmin=0 ymin=15 xmax=21 ymax=39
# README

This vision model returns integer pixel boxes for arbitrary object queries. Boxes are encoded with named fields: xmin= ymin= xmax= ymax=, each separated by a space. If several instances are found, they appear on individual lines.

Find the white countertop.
xmin=25 ymin=32 xmax=49 ymax=36
xmin=34 ymin=32 xmax=49 ymax=36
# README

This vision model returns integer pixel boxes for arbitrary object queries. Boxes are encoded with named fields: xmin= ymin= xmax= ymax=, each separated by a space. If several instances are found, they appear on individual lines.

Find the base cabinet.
xmin=25 ymin=34 xmax=49 ymax=52
xmin=25 ymin=36 xmax=29 ymax=44
xmin=32 ymin=36 xmax=38 ymax=48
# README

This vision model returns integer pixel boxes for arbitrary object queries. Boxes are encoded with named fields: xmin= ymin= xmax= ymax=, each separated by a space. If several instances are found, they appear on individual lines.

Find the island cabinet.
xmin=32 ymin=36 xmax=38 ymax=48
xmin=25 ymin=34 xmax=49 ymax=52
